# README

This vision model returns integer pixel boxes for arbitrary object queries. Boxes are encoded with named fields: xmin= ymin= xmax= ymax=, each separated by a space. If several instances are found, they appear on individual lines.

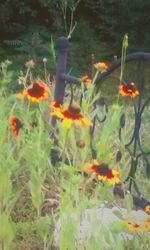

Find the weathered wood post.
xmin=51 ymin=36 xmax=80 ymax=129
xmin=50 ymin=36 xmax=69 ymax=143
xmin=54 ymin=37 xmax=69 ymax=104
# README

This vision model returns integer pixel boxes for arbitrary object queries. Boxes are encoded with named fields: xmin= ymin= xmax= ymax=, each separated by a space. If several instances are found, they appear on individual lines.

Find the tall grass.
xmin=0 ymin=49 xmax=150 ymax=250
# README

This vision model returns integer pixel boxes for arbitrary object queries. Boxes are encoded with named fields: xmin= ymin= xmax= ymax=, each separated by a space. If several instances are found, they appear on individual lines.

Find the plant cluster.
xmin=0 ymin=33 xmax=150 ymax=249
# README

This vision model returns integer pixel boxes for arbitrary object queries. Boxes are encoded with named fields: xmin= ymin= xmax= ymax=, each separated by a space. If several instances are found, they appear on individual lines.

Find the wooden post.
xmin=51 ymin=37 xmax=69 ymax=134
xmin=54 ymin=37 xmax=69 ymax=104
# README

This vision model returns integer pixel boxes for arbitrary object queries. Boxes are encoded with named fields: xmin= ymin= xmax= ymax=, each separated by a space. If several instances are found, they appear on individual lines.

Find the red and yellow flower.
xmin=94 ymin=62 xmax=108 ymax=71
xmin=124 ymin=216 xmax=150 ymax=232
xmin=50 ymin=100 xmax=62 ymax=110
xmin=124 ymin=220 xmax=143 ymax=232
xmin=144 ymin=205 xmax=150 ymax=214
xmin=51 ymin=104 xmax=92 ymax=129
xmin=81 ymin=75 xmax=92 ymax=85
xmin=17 ymin=81 xmax=49 ymax=102
xmin=9 ymin=115 xmax=22 ymax=136
xmin=143 ymin=216 xmax=150 ymax=231
xmin=84 ymin=160 xmax=121 ymax=185
xmin=119 ymin=82 xmax=139 ymax=97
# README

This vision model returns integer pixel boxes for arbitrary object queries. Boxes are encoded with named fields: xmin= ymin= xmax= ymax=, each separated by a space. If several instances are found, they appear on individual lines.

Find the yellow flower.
xmin=84 ymin=160 xmax=121 ymax=185
xmin=119 ymin=82 xmax=139 ymax=97
xmin=124 ymin=216 xmax=150 ymax=232
xmin=143 ymin=216 xmax=150 ymax=231
xmin=124 ymin=220 xmax=144 ymax=232
xmin=144 ymin=205 xmax=150 ymax=214
xmin=81 ymin=75 xmax=92 ymax=85
xmin=94 ymin=62 xmax=108 ymax=71
xmin=17 ymin=81 xmax=50 ymax=102
xmin=17 ymin=93 xmax=25 ymax=100
xmin=50 ymin=100 xmax=62 ymax=111
xmin=51 ymin=104 xmax=92 ymax=129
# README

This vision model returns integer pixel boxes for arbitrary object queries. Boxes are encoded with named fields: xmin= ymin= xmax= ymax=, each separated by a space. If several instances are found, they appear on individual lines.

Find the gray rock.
xmin=54 ymin=206 xmax=148 ymax=247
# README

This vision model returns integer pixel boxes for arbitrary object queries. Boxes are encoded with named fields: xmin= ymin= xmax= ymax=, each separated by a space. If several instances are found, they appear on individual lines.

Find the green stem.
xmin=92 ymin=70 xmax=99 ymax=85
xmin=44 ymin=62 xmax=47 ymax=84
xmin=61 ymin=129 xmax=70 ymax=163
xmin=120 ymin=34 xmax=128 ymax=83
xmin=37 ymin=207 xmax=41 ymax=218
xmin=1 ymin=240 xmax=4 ymax=250
xmin=69 ymin=83 xmax=74 ymax=106
xmin=24 ymin=67 xmax=30 ymax=87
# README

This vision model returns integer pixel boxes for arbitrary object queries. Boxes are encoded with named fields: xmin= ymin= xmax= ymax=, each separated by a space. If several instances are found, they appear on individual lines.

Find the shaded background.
xmin=0 ymin=0 xmax=150 ymax=76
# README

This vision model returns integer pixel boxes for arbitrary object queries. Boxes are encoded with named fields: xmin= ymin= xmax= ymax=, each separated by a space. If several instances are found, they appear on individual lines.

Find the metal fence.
xmin=52 ymin=36 xmax=150 ymax=209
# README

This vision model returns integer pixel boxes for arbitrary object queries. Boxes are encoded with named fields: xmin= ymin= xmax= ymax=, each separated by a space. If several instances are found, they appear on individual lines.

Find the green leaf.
xmin=112 ymin=209 xmax=124 ymax=220
xmin=109 ymin=221 xmax=125 ymax=234
xmin=124 ymin=193 xmax=133 ymax=213
xmin=0 ymin=214 xmax=14 ymax=248
xmin=36 ymin=215 xmax=52 ymax=241
xmin=0 ymin=170 xmax=12 ymax=209
xmin=29 ymin=171 xmax=44 ymax=211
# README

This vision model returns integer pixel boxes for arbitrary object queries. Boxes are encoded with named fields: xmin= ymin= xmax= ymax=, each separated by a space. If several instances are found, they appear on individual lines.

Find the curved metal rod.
xmin=61 ymin=53 xmax=150 ymax=88
xmin=89 ymin=117 xmax=97 ymax=159
xmin=119 ymin=127 xmax=122 ymax=141
xmin=140 ymin=96 xmax=150 ymax=114
xmin=124 ymin=99 xmax=138 ymax=146
xmin=95 ymin=52 xmax=150 ymax=85
xmin=137 ymin=136 xmax=150 ymax=161
xmin=94 ymin=101 xmax=108 ymax=123
xmin=125 ymin=60 xmax=150 ymax=192
xmin=96 ymin=114 xmax=107 ymax=123
xmin=137 ymin=151 xmax=150 ymax=159
xmin=126 ymin=157 xmax=139 ymax=189
xmin=125 ymin=129 xmax=136 ymax=148
xmin=61 ymin=73 xmax=81 ymax=84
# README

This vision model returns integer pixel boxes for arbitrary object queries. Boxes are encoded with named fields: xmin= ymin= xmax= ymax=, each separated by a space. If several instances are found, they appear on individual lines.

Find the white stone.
xmin=54 ymin=206 xmax=148 ymax=246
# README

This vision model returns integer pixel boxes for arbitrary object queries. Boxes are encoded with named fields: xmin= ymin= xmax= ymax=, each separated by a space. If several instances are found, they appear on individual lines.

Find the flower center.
xmin=93 ymin=163 xmax=114 ymax=178
xmin=62 ymin=105 xmax=82 ymax=120
xmin=123 ymin=83 xmax=136 ymax=93
xmin=27 ymin=83 xmax=45 ymax=98
xmin=133 ymin=223 xmax=140 ymax=228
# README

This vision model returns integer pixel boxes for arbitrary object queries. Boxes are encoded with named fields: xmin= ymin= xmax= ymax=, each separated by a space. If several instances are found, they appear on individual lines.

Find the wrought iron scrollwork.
xmin=52 ymin=37 xmax=150 ymax=209
xmin=97 ymin=57 xmax=150 ymax=207
xmin=124 ymin=61 xmax=150 ymax=191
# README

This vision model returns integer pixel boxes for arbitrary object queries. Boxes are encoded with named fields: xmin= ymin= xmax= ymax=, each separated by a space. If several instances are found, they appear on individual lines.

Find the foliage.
xmin=83 ymin=0 xmax=150 ymax=53
xmin=0 ymin=0 xmax=149 ymax=75
xmin=0 ymin=60 xmax=16 ymax=93
xmin=68 ymin=19 xmax=108 ymax=75
xmin=0 ymin=51 xmax=150 ymax=249
xmin=0 ymin=5 xmax=150 ymax=248
xmin=4 ymin=25 xmax=54 ymax=67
